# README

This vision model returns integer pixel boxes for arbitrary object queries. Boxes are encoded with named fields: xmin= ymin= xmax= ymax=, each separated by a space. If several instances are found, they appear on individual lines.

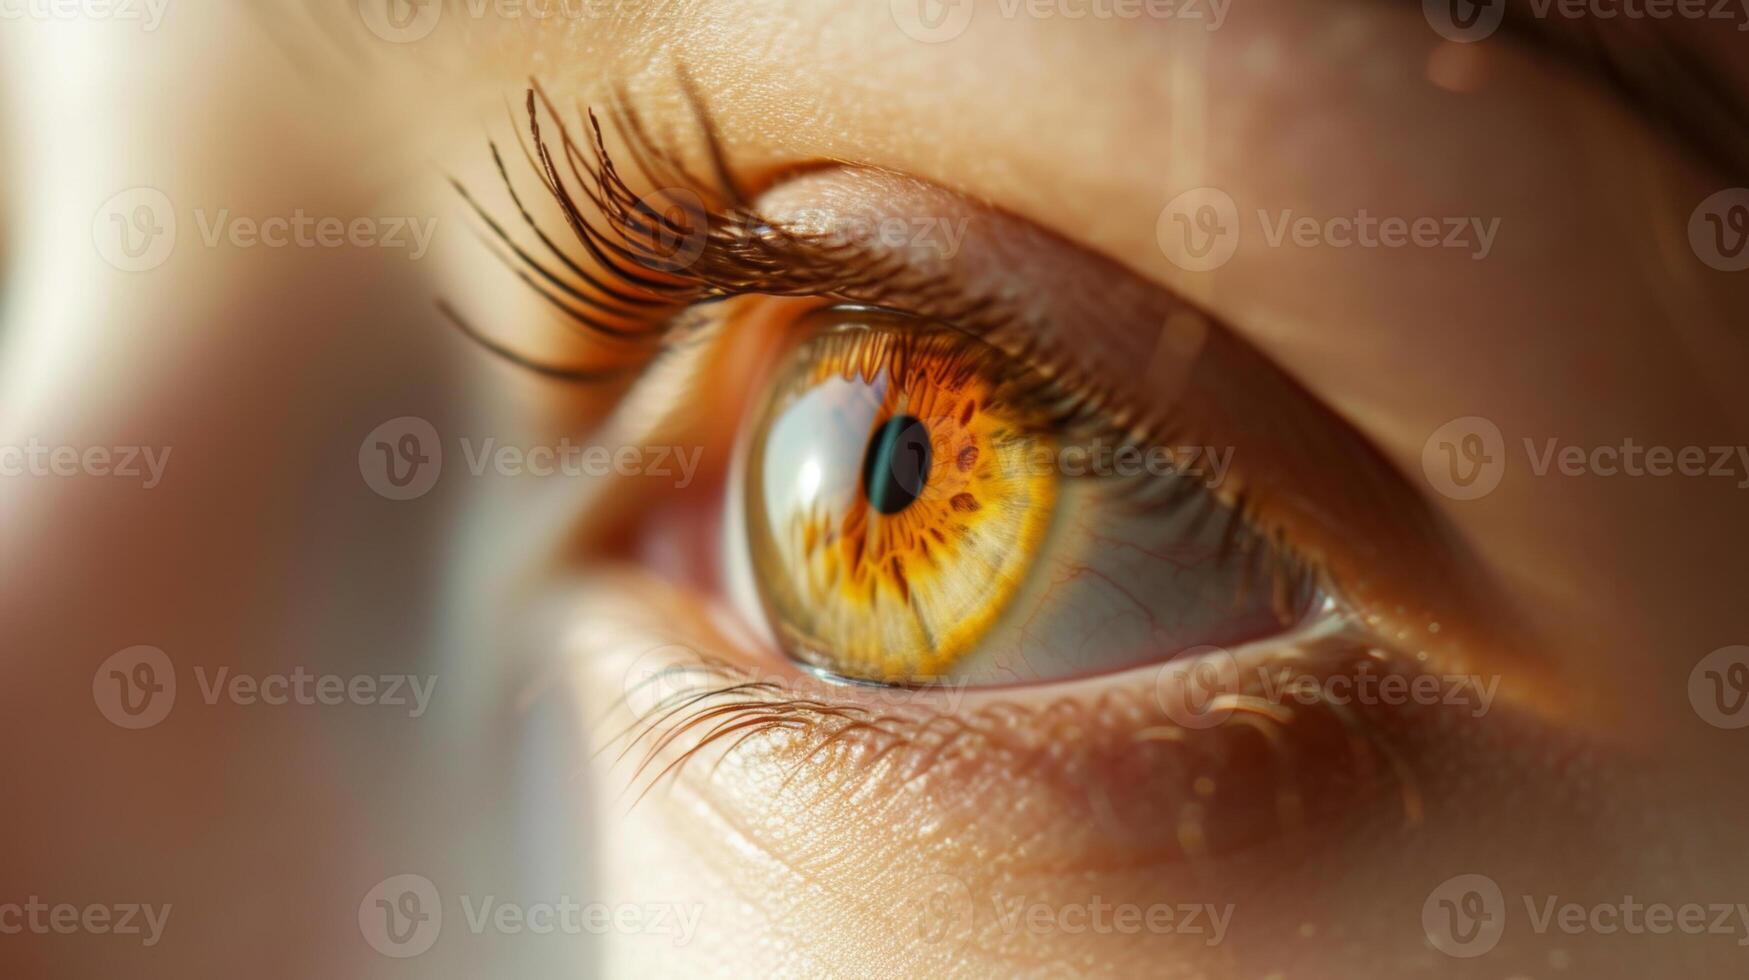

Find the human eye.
xmin=738 ymin=306 xmax=1318 ymax=687
xmin=451 ymin=73 xmax=1505 ymax=865
xmin=397 ymin=3 xmax=1749 ymax=975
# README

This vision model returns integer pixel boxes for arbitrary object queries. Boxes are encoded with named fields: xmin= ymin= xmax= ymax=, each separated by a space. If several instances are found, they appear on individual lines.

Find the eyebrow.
xmin=1484 ymin=4 xmax=1749 ymax=179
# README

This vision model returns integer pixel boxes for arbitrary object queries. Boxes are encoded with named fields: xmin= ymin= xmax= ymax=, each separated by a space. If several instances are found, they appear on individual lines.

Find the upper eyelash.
xmin=446 ymin=72 xmax=1188 ymax=463
xmin=445 ymin=75 xmax=1007 ymax=381
xmin=446 ymin=72 xmax=1324 ymax=622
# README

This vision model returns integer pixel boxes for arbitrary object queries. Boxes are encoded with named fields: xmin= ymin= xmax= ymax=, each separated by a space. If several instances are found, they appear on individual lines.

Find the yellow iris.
xmin=746 ymin=312 xmax=1057 ymax=682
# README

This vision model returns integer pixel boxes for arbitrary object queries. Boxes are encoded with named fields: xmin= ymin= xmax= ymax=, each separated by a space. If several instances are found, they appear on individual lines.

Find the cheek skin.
xmin=552 ymin=569 xmax=1657 ymax=977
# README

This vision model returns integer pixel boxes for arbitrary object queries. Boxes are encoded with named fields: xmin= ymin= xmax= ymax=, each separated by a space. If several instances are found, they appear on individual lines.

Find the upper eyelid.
xmin=455 ymin=74 xmax=1526 ymax=698
xmin=447 ymin=80 xmax=1030 ymax=382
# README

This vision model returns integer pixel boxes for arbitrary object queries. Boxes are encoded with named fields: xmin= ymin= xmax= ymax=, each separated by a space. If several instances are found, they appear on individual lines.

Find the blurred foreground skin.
xmin=2 ymin=2 xmax=1748 ymax=979
xmin=0 ymin=10 xmax=586 ymax=980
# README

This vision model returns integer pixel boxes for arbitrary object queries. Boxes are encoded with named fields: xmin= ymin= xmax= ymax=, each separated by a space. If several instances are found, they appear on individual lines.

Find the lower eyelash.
xmin=597 ymin=639 xmax=1430 ymax=861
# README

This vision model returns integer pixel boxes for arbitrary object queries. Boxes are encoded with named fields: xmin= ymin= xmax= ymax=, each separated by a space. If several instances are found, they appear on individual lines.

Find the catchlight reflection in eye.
xmin=746 ymin=312 xmax=1056 ymax=682
xmin=743 ymin=309 xmax=1319 ymax=687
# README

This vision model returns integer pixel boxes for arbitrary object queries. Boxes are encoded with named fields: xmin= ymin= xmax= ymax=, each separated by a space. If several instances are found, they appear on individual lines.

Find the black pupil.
xmin=862 ymin=414 xmax=933 ymax=515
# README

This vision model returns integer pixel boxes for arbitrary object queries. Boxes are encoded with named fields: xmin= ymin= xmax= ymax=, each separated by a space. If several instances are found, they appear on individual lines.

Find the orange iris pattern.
xmin=748 ymin=320 xmax=1057 ymax=681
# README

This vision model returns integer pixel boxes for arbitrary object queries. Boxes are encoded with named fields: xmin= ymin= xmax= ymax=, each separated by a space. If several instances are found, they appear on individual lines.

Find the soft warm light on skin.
xmin=3 ymin=3 xmax=1745 ymax=979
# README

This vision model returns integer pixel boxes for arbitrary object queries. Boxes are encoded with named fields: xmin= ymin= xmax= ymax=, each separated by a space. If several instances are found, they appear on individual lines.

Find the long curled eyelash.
xmin=444 ymin=74 xmax=1007 ymax=381
xmin=449 ymin=73 xmax=1327 ymax=629
xmin=595 ymin=648 xmax=1429 ymax=858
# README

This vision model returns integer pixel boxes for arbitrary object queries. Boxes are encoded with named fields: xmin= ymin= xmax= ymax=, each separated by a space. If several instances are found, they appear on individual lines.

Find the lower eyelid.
xmin=570 ymin=568 xmax=1452 ymax=874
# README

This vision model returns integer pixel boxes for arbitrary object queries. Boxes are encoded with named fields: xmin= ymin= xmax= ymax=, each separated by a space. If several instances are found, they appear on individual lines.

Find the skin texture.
xmin=1 ymin=1 xmax=1747 ymax=978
